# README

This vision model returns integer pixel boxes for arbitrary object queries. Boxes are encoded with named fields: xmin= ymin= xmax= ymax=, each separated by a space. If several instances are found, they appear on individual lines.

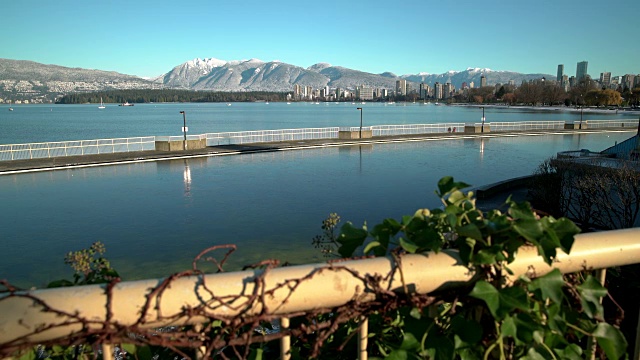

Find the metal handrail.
xmin=1 ymin=120 xmax=638 ymax=161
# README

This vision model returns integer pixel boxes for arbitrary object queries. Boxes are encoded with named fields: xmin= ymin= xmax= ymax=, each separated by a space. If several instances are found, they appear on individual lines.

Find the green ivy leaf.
xmin=384 ymin=349 xmax=408 ymax=360
xmin=17 ymin=349 xmax=36 ymax=360
xmin=456 ymin=223 xmax=483 ymax=241
xmin=337 ymin=222 xmax=368 ymax=258
xmin=248 ymin=347 xmax=264 ymax=360
xmin=546 ymin=303 xmax=568 ymax=334
xmin=456 ymin=237 xmax=475 ymax=265
xmin=408 ymin=227 xmax=443 ymax=252
xmin=501 ymin=313 xmax=542 ymax=345
xmin=137 ymin=345 xmax=153 ymax=360
xmin=499 ymin=286 xmax=529 ymax=314
xmin=451 ymin=315 xmax=482 ymax=346
xmin=576 ymin=275 xmax=608 ymax=319
xmin=399 ymin=333 xmax=420 ymax=350
xmin=448 ymin=190 xmax=467 ymax=205
xmin=554 ymin=344 xmax=583 ymax=360
xmin=423 ymin=334 xmax=455 ymax=360
xmin=593 ymin=323 xmax=628 ymax=360
xmin=513 ymin=219 xmax=544 ymax=243
xmin=508 ymin=200 xmax=536 ymax=220
xmin=46 ymin=279 xmax=75 ymax=288
xmin=528 ymin=268 xmax=565 ymax=304
xmin=363 ymin=241 xmax=383 ymax=255
xmin=437 ymin=176 xmax=456 ymax=196
xmin=521 ymin=347 xmax=546 ymax=360
xmin=470 ymin=281 xmax=529 ymax=320
xmin=371 ymin=219 xmax=402 ymax=255
xmin=546 ymin=217 xmax=580 ymax=254
xmin=399 ymin=237 xmax=419 ymax=254
xmin=473 ymin=249 xmax=498 ymax=265
xmin=121 ymin=343 xmax=137 ymax=355
xmin=469 ymin=281 xmax=500 ymax=319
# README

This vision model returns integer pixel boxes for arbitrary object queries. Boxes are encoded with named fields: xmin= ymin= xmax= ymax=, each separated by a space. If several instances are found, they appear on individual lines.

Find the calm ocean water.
xmin=0 ymin=102 xmax=635 ymax=144
xmin=0 ymin=127 xmax=635 ymax=287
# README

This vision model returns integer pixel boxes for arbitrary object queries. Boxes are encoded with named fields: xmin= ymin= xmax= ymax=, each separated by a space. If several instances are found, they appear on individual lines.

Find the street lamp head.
xmin=179 ymin=111 xmax=185 ymax=114
xmin=356 ymin=107 xmax=362 ymax=110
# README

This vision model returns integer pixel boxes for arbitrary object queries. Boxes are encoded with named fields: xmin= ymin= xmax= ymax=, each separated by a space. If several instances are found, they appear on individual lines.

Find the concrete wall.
xmin=338 ymin=130 xmax=373 ymax=139
xmin=464 ymin=124 xmax=490 ymax=133
xmin=155 ymin=139 xmax=207 ymax=151
xmin=564 ymin=123 xmax=588 ymax=130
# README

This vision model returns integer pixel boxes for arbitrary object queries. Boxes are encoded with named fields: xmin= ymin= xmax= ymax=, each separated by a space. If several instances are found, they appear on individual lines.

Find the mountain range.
xmin=158 ymin=57 xmax=552 ymax=91
xmin=0 ymin=57 xmax=553 ymax=101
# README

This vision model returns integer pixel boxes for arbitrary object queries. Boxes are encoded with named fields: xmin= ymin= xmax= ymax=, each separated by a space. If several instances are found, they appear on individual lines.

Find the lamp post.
xmin=481 ymin=106 xmax=485 ymax=133
xmin=579 ymin=95 xmax=583 ymax=130
xmin=179 ymin=111 xmax=187 ymax=150
xmin=579 ymin=106 xmax=583 ymax=130
xmin=356 ymin=107 xmax=363 ymax=139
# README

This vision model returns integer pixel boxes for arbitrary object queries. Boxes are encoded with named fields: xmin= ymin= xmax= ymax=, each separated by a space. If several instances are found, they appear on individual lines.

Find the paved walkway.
xmin=0 ymin=128 xmax=632 ymax=175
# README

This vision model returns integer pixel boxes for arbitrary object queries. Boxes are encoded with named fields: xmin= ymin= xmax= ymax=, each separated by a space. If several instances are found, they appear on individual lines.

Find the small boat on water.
xmin=98 ymin=97 xmax=105 ymax=109
xmin=119 ymin=101 xmax=134 ymax=107
xmin=8 ymin=107 xmax=13 ymax=111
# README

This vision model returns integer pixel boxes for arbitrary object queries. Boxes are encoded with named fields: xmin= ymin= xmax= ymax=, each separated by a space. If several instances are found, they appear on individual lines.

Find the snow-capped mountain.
xmin=158 ymin=57 xmax=552 ymax=92
xmin=401 ymin=68 xmax=550 ymax=89
xmin=0 ymin=57 xmax=554 ymax=99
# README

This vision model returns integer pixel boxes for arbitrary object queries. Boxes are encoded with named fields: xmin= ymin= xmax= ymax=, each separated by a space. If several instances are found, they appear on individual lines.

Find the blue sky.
xmin=1 ymin=0 xmax=638 ymax=79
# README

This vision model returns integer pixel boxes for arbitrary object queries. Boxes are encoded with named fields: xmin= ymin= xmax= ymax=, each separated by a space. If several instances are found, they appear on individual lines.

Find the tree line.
xmin=56 ymin=89 xmax=291 ymax=104
xmin=451 ymin=79 xmax=640 ymax=107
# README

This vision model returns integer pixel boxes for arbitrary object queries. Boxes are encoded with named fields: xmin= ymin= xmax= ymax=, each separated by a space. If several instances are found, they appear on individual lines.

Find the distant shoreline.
xmin=4 ymin=101 xmax=640 ymax=116
xmin=450 ymin=103 xmax=640 ymax=116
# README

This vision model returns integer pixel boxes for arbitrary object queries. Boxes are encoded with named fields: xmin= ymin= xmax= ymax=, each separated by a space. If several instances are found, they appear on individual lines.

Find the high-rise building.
xmin=293 ymin=84 xmax=302 ymax=98
xmin=419 ymin=83 xmax=430 ymax=99
xmin=356 ymin=85 xmax=374 ymax=100
xmin=599 ymin=72 xmax=611 ymax=87
xmin=396 ymin=79 xmax=407 ymax=96
xmin=443 ymin=83 xmax=454 ymax=98
xmin=434 ymin=82 xmax=443 ymax=100
xmin=557 ymin=64 xmax=564 ymax=82
xmin=576 ymin=61 xmax=588 ymax=81
xmin=480 ymin=75 xmax=487 ymax=87
xmin=622 ymin=74 xmax=636 ymax=90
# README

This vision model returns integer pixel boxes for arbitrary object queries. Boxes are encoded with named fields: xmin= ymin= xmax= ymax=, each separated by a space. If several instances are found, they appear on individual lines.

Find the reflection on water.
xmin=0 ymin=131 xmax=635 ymax=287
xmin=183 ymin=160 xmax=192 ymax=197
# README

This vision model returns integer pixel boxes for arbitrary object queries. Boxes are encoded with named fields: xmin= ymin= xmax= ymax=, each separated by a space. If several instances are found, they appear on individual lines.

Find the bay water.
xmin=0 ymin=102 xmax=635 ymax=144
xmin=0 ymin=103 xmax=636 ymax=287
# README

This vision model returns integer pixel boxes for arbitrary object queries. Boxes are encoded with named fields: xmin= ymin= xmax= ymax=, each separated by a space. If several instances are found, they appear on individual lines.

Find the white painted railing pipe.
xmin=1 ymin=228 xmax=639 ymax=350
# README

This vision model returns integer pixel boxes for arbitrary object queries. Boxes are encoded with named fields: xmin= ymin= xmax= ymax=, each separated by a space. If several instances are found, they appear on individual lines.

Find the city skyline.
xmin=1 ymin=0 xmax=638 ymax=79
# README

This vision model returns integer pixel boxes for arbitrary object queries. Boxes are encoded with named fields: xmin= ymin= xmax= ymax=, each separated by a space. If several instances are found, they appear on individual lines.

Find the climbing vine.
xmin=1 ymin=177 xmax=629 ymax=359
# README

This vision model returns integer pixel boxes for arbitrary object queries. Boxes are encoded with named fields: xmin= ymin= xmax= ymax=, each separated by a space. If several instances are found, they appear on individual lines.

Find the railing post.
xmin=101 ymin=344 xmax=114 ymax=360
xmin=280 ymin=317 xmax=290 ymax=360
xmin=358 ymin=316 xmax=368 ymax=360
xmin=635 ymin=302 xmax=640 ymax=360
xmin=194 ymin=323 xmax=206 ymax=360
xmin=587 ymin=269 xmax=607 ymax=360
